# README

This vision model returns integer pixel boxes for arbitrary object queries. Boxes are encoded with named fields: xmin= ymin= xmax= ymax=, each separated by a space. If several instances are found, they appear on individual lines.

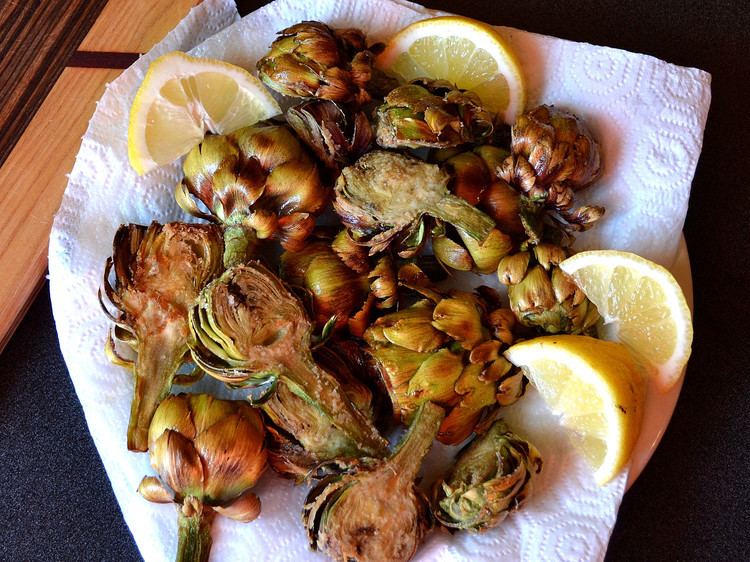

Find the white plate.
xmin=48 ymin=1 xmax=708 ymax=560
xmin=627 ymin=235 xmax=692 ymax=488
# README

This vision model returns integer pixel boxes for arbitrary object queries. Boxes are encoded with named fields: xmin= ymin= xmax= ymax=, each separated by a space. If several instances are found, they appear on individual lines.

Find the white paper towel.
xmin=48 ymin=0 xmax=711 ymax=561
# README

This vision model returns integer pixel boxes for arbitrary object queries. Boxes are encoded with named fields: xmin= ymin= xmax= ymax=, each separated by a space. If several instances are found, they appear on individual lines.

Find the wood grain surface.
xmin=0 ymin=0 xmax=202 ymax=353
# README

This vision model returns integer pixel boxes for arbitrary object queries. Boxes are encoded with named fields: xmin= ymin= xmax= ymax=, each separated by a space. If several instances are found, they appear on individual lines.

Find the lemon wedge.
xmin=128 ymin=51 xmax=281 ymax=175
xmin=505 ymin=335 xmax=645 ymax=485
xmin=559 ymin=250 xmax=693 ymax=391
xmin=376 ymin=16 xmax=526 ymax=124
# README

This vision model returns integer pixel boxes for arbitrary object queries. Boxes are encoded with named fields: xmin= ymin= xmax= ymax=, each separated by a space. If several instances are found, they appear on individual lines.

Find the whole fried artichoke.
xmin=188 ymin=261 xmax=388 ymax=473
xmin=100 ymin=222 xmax=224 ymax=451
xmin=375 ymin=79 xmax=494 ymax=149
xmin=365 ymin=275 xmax=525 ymax=445
xmin=256 ymin=21 xmax=382 ymax=105
xmin=498 ymin=243 xmax=600 ymax=335
xmin=138 ymin=394 xmax=266 ymax=562
xmin=499 ymin=105 xmax=605 ymax=233
xmin=280 ymin=229 xmax=396 ymax=335
xmin=334 ymin=150 xmax=495 ymax=256
xmin=433 ymin=419 xmax=542 ymax=531
xmin=303 ymin=401 xmax=444 ymax=562
xmin=176 ymin=122 xmax=326 ymax=265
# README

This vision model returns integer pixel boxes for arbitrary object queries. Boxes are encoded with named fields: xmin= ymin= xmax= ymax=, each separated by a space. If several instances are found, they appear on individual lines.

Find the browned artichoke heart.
xmin=99 ymin=222 xmax=224 ymax=452
xmin=334 ymin=151 xmax=495 ymax=256
xmin=303 ymin=402 xmax=444 ymax=562
xmin=187 ymin=261 xmax=388 ymax=476
xmin=257 ymin=21 xmax=382 ymax=105
xmin=138 ymin=394 xmax=267 ymax=562
xmin=286 ymin=100 xmax=373 ymax=172
xmin=176 ymin=122 xmax=326 ymax=266
xmin=365 ymin=274 xmax=526 ymax=445
xmin=375 ymin=79 xmax=494 ymax=149
xmin=433 ymin=418 xmax=542 ymax=532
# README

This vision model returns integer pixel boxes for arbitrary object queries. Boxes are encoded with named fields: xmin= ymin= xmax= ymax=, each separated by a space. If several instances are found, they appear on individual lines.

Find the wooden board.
xmin=0 ymin=0 xmax=202 ymax=353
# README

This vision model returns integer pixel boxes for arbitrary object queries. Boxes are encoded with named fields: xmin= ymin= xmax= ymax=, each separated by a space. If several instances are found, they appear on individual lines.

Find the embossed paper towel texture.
xmin=49 ymin=0 xmax=711 ymax=561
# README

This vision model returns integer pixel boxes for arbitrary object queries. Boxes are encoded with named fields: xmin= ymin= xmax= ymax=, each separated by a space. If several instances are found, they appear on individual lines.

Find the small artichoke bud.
xmin=433 ymin=419 xmax=542 ymax=532
xmin=365 ymin=270 xmax=527 ymax=445
xmin=375 ymin=80 xmax=494 ymax=149
xmin=443 ymin=151 xmax=490 ymax=205
xmin=511 ymin=104 xmax=601 ymax=191
xmin=257 ymin=21 xmax=380 ymax=104
xmin=505 ymin=255 xmax=601 ymax=335
xmin=280 ymin=239 xmax=368 ymax=332
xmin=140 ymin=394 xmax=267 ymax=561
xmin=498 ymin=252 xmax=531 ymax=285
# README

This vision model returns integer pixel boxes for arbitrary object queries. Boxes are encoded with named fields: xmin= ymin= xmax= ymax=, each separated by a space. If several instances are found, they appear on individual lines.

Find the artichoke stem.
xmin=223 ymin=224 xmax=254 ymax=268
xmin=429 ymin=195 xmax=495 ymax=243
xmin=281 ymin=353 xmax=388 ymax=457
xmin=390 ymin=402 xmax=445 ymax=479
xmin=128 ymin=336 xmax=185 ymax=451
xmin=176 ymin=499 xmax=215 ymax=562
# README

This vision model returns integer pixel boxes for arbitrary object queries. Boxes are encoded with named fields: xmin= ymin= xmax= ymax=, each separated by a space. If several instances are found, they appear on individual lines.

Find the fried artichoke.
xmin=176 ymin=122 xmax=326 ymax=265
xmin=280 ymin=229 xmax=397 ymax=335
xmin=334 ymin=150 xmax=495 ymax=256
xmin=498 ymin=243 xmax=600 ymax=335
xmin=365 ymin=277 xmax=525 ymax=445
xmin=256 ymin=21 xmax=381 ymax=105
xmin=303 ymin=401 xmax=444 ymax=562
xmin=286 ymin=99 xmax=373 ymax=172
xmin=265 ymin=343 xmax=380 ymax=480
xmin=433 ymin=419 xmax=542 ymax=531
xmin=138 ymin=394 xmax=266 ymax=562
xmin=375 ymin=79 xmax=494 ymax=149
xmin=499 ymin=105 xmax=605 ymax=233
xmin=188 ymin=261 xmax=388 ymax=474
xmin=100 ymin=222 xmax=224 ymax=451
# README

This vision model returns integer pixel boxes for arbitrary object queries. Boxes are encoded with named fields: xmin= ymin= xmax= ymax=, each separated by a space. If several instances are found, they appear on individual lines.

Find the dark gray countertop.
xmin=2 ymin=0 xmax=749 ymax=560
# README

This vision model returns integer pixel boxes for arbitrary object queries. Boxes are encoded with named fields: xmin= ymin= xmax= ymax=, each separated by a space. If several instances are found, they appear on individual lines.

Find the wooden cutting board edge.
xmin=0 ymin=0 xmax=204 ymax=354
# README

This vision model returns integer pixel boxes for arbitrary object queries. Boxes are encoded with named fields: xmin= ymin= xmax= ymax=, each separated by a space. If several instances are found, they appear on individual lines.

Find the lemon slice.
xmin=376 ymin=16 xmax=526 ymax=124
xmin=505 ymin=335 xmax=645 ymax=485
xmin=128 ymin=51 xmax=281 ymax=175
xmin=559 ymin=250 xmax=693 ymax=391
